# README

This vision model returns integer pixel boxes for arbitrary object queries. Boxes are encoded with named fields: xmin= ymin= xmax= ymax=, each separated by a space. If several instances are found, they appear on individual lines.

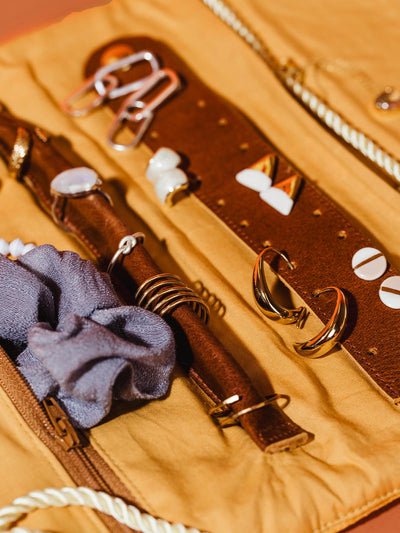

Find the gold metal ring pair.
xmin=209 ymin=393 xmax=290 ymax=428
xmin=253 ymin=246 xmax=347 ymax=358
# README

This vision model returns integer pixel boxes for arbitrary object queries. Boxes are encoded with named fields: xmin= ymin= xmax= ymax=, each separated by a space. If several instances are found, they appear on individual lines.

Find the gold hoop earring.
xmin=294 ymin=287 xmax=347 ymax=358
xmin=253 ymin=246 xmax=307 ymax=327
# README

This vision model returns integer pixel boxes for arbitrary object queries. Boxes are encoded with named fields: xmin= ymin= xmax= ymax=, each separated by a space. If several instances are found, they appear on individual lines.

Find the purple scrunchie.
xmin=0 ymin=245 xmax=175 ymax=428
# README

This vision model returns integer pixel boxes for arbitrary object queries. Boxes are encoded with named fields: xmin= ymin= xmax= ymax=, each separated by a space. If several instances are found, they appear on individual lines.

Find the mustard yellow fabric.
xmin=0 ymin=1 xmax=400 ymax=532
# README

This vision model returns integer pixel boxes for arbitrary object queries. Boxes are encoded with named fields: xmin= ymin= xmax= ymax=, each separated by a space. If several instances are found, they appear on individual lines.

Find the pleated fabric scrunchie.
xmin=0 ymin=244 xmax=175 ymax=428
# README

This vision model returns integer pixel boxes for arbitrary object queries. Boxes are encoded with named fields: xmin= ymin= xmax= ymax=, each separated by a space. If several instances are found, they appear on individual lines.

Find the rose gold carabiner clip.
xmin=106 ymin=68 xmax=181 ymax=151
xmin=61 ymin=50 xmax=161 ymax=117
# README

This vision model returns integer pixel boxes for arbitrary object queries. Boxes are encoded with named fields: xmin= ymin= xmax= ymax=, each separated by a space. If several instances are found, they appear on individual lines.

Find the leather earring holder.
xmin=84 ymin=36 xmax=400 ymax=403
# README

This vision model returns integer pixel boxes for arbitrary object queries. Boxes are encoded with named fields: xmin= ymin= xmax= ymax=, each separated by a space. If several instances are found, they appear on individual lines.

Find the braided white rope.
xmin=201 ymin=0 xmax=400 ymax=185
xmin=0 ymin=487 xmax=203 ymax=533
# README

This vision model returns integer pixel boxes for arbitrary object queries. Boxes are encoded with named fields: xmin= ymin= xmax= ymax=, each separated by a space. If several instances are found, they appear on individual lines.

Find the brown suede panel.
xmin=84 ymin=36 xmax=400 ymax=401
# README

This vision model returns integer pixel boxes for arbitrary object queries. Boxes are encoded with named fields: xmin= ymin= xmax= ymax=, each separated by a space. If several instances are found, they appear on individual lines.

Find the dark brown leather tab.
xmin=0 ymin=107 xmax=310 ymax=452
xmin=85 ymin=37 xmax=400 ymax=402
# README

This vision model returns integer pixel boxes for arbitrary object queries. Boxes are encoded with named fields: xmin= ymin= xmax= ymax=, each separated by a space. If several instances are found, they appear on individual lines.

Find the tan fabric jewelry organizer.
xmin=0 ymin=1 xmax=400 ymax=532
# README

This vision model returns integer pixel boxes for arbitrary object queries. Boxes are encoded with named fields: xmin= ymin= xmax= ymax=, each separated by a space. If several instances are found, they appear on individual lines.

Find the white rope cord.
xmin=201 ymin=0 xmax=400 ymax=185
xmin=0 ymin=487 xmax=203 ymax=533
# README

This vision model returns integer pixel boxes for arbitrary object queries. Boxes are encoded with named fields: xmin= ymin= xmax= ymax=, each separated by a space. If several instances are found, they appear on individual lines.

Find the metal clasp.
xmin=61 ymin=73 xmax=119 ymax=117
xmin=61 ymin=50 xmax=160 ymax=117
xmin=106 ymin=68 xmax=181 ymax=151
xmin=94 ymin=50 xmax=160 ymax=100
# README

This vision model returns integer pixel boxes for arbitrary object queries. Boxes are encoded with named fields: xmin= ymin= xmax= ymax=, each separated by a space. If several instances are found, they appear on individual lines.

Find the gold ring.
xmin=294 ymin=286 xmax=347 ymax=358
xmin=210 ymin=393 xmax=290 ymax=428
xmin=8 ymin=127 xmax=32 ymax=180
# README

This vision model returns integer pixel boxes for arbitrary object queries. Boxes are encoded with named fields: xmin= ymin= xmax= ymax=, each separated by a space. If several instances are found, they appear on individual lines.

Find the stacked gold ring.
xmin=135 ymin=273 xmax=209 ymax=323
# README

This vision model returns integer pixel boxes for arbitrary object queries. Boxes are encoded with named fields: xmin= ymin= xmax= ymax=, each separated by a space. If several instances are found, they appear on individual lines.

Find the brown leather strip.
xmin=84 ymin=37 xmax=400 ymax=401
xmin=0 ymin=107 xmax=309 ymax=452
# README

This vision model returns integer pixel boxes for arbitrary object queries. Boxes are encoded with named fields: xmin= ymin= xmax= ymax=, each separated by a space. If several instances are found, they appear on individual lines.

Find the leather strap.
xmin=84 ymin=37 xmax=400 ymax=403
xmin=0 ymin=107 xmax=310 ymax=452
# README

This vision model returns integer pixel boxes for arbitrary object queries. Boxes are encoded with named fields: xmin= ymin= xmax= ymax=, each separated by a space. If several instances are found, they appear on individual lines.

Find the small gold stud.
xmin=100 ymin=44 xmax=135 ymax=67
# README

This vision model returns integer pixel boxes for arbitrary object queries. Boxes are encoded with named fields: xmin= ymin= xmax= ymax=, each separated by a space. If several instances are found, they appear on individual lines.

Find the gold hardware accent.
xmin=34 ymin=127 xmax=51 ymax=143
xmin=294 ymin=287 xmax=347 ymax=358
xmin=375 ymin=86 xmax=400 ymax=112
xmin=193 ymin=281 xmax=226 ymax=317
xmin=253 ymin=246 xmax=307 ymax=327
xmin=273 ymin=174 xmax=301 ymax=201
xmin=279 ymin=58 xmax=305 ymax=83
xmin=8 ymin=127 xmax=32 ymax=180
xmin=239 ymin=142 xmax=249 ymax=151
xmin=250 ymin=154 xmax=277 ymax=179
xmin=135 ymin=274 xmax=209 ymax=323
xmin=210 ymin=393 xmax=290 ymax=428
xmin=209 ymin=394 xmax=240 ymax=417
xmin=100 ymin=44 xmax=135 ymax=67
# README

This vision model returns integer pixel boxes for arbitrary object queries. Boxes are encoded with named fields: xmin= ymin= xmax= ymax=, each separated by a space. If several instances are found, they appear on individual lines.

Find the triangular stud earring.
xmin=235 ymin=155 xmax=302 ymax=216
xmin=273 ymin=174 xmax=302 ymax=199
xmin=260 ymin=174 xmax=302 ymax=216
xmin=250 ymin=154 xmax=277 ymax=178
xmin=235 ymin=154 xmax=277 ymax=192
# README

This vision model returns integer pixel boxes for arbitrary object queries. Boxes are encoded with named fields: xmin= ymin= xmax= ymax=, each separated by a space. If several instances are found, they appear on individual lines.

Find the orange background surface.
xmin=1 ymin=1 xmax=399 ymax=532
xmin=1 ymin=0 xmax=110 ymax=43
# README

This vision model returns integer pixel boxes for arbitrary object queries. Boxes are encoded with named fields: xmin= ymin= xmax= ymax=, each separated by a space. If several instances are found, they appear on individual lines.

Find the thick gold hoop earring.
xmin=253 ymin=246 xmax=307 ymax=327
xmin=294 ymin=287 xmax=347 ymax=358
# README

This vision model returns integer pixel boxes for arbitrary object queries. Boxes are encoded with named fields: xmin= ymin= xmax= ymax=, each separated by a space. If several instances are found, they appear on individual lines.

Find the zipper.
xmin=0 ymin=345 xmax=139 ymax=533
xmin=42 ymin=397 xmax=81 ymax=451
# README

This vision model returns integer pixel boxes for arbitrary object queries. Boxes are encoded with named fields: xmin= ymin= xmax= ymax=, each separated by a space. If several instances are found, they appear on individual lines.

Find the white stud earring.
xmin=352 ymin=247 xmax=387 ymax=281
xmin=379 ymin=276 xmax=400 ymax=309
xmin=146 ymin=147 xmax=182 ymax=183
xmin=145 ymin=147 xmax=189 ymax=205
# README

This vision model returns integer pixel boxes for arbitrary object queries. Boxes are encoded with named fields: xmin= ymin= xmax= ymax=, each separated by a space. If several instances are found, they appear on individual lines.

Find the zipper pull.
xmin=42 ymin=397 xmax=81 ymax=451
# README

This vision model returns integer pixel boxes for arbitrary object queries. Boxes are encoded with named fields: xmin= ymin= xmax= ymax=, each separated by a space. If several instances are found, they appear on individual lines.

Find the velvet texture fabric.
xmin=0 ymin=245 xmax=175 ymax=428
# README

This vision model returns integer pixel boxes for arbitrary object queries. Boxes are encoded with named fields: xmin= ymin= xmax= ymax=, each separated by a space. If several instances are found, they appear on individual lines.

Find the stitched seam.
xmin=313 ymin=487 xmax=400 ymax=533
xmin=88 ymin=434 xmax=156 ymax=515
